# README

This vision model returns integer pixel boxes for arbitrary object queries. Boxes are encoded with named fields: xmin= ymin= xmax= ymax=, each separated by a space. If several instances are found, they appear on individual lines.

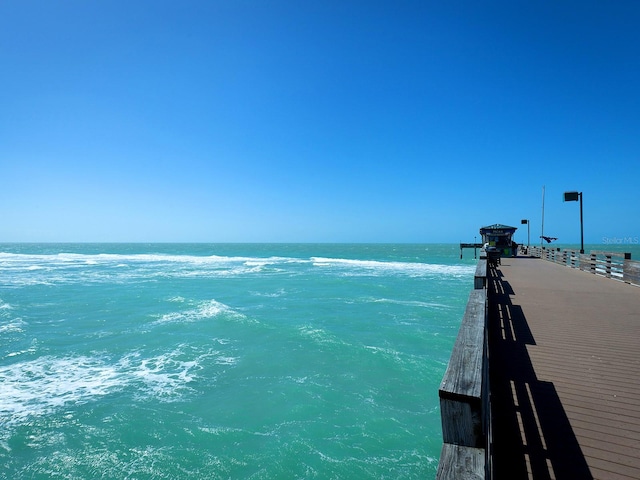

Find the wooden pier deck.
xmin=489 ymin=256 xmax=640 ymax=479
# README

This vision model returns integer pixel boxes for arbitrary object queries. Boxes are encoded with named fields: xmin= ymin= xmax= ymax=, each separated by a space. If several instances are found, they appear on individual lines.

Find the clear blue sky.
xmin=1 ymin=1 xmax=639 ymax=243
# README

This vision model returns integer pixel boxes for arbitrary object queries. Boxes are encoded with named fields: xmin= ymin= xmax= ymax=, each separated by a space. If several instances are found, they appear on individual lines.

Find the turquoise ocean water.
xmin=0 ymin=243 xmax=480 ymax=478
xmin=3 ymin=242 xmax=639 ymax=479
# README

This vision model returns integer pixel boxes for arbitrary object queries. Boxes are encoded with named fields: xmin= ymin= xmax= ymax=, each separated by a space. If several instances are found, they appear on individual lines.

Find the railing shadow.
xmin=488 ymin=266 xmax=593 ymax=479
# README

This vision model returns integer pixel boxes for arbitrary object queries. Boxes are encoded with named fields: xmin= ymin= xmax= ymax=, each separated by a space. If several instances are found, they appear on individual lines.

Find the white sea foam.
xmin=155 ymin=299 xmax=245 ymax=325
xmin=297 ymin=325 xmax=347 ymax=348
xmin=125 ymin=350 xmax=198 ymax=400
xmin=364 ymin=345 xmax=401 ymax=357
xmin=0 ymin=250 xmax=475 ymax=284
xmin=0 ymin=346 xmax=233 ymax=423
xmin=298 ymin=325 xmax=328 ymax=339
xmin=0 ymin=355 xmax=123 ymax=422
xmin=0 ymin=252 xmax=307 ymax=285
xmin=0 ymin=318 xmax=26 ymax=334
xmin=215 ymin=356 xmax=238 ymax=366
xmin=25 ymin=444 xmax=178 ymax=479
xmin=369 ymin=297 xmax=452 ymax=309
xmin=310 ymin=257 xmax=474 ymax=277
xmin=0 ymin=300 xmax=24 ymax=334
xmin=363 ymin=345 xmax=406 ymax=368
xmin=198 ymin=425 xmax=270 ymax=438
xmin=128 ymin=346 xmax=238 ymax=400
xmin=250 ymin=288 xmax=286 ymax=298
xmin=0 ymin=251 xmax=299 ymax=268
xmin=5 ymin=347 xmax=37 ymax=358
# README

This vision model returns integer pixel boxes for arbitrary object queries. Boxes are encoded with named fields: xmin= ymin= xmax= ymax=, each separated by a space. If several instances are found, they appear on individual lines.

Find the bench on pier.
xmin=485 ymin=249 xmax=501 ymax=266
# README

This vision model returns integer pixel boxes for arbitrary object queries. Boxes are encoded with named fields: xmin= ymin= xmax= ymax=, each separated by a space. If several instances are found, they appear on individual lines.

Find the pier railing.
xmin=436 ymin=257 xmax=491 ymax=479
xmin=527 ymin=247 xmax=640 ymax=286
xmin=437 ymin=246 xmax=639 ymax=478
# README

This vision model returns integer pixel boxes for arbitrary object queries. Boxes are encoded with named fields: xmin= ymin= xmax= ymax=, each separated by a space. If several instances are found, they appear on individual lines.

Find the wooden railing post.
xmin=437 ymin=284 xmax=489 ymax=479
xmin=475 ymin=259 xmax=487 ymax=290
xmin=622 ymin=253 xmax=640 ymax=285
xmin=439 ymin=288 xmax=487 ymax=447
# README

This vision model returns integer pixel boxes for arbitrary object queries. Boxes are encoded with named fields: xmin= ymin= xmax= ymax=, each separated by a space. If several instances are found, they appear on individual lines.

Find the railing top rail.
xmin=588 ymin=250 xmax=632 ymax=259
xmin=439 ymin=288 xmax=487 ymax=400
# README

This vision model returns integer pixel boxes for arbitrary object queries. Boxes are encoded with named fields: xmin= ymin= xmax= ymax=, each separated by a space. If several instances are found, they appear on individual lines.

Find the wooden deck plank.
xmin=488 ymin=257 xmax=640 ymax=480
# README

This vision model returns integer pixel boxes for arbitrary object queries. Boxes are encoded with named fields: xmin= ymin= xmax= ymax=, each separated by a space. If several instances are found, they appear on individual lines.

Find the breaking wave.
xmin=310 ymin=257 xmax=474 ymax=277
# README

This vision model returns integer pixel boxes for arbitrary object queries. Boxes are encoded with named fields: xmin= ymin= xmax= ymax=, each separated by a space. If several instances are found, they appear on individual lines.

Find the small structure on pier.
xmin=460 ymin=224 xmax=518 ymax=259
xmin=479 ymin=224 xmax=518 ymax=257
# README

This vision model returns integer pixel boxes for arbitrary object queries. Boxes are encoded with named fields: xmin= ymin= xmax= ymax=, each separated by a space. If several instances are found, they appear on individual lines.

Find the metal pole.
xmin=579 ymin=192 xmax=584 ymax=254
xmin=541 ymin=186 xmax=545 ymax=249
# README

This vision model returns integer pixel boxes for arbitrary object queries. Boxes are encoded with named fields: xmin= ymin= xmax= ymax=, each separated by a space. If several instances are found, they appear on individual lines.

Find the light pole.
xmin=564 ymin=191 xmax=584 ymax=254
xmin=521 ymin=219 xmax=530 ymax=249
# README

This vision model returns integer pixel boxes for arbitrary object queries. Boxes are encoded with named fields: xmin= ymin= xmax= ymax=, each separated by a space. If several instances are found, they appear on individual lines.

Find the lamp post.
xmin=521 ymin=219 xmax=530 ymax=249
xmin=564 ymin=191 xmax=584 ymax=254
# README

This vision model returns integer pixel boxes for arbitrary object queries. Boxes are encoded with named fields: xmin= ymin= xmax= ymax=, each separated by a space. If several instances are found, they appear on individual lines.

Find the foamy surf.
xmin=0 ymin=346 xmax=234 ymax=426
xmin=310 ymin=256 xmax=474 ymax=277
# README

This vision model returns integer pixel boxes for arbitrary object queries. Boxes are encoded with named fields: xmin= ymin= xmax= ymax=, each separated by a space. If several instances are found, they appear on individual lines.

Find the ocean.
xmin=0 ymin=243 xmax=478 ymax=479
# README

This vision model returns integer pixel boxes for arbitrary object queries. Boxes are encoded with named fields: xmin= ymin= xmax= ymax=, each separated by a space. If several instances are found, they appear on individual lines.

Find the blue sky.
xmin=1 ymin=1 xmax=639 ymax=244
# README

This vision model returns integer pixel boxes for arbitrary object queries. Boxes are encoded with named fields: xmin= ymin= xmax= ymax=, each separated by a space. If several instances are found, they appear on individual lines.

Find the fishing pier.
xmin=460 ymin=243 xmax=484 ymax=259
xmin=437 ymin=248 xmax=640 ymax=479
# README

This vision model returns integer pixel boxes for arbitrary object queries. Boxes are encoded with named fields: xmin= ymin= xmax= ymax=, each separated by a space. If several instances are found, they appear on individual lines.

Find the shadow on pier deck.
xmin=489 ymin=257 xmax=640 ymax=479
